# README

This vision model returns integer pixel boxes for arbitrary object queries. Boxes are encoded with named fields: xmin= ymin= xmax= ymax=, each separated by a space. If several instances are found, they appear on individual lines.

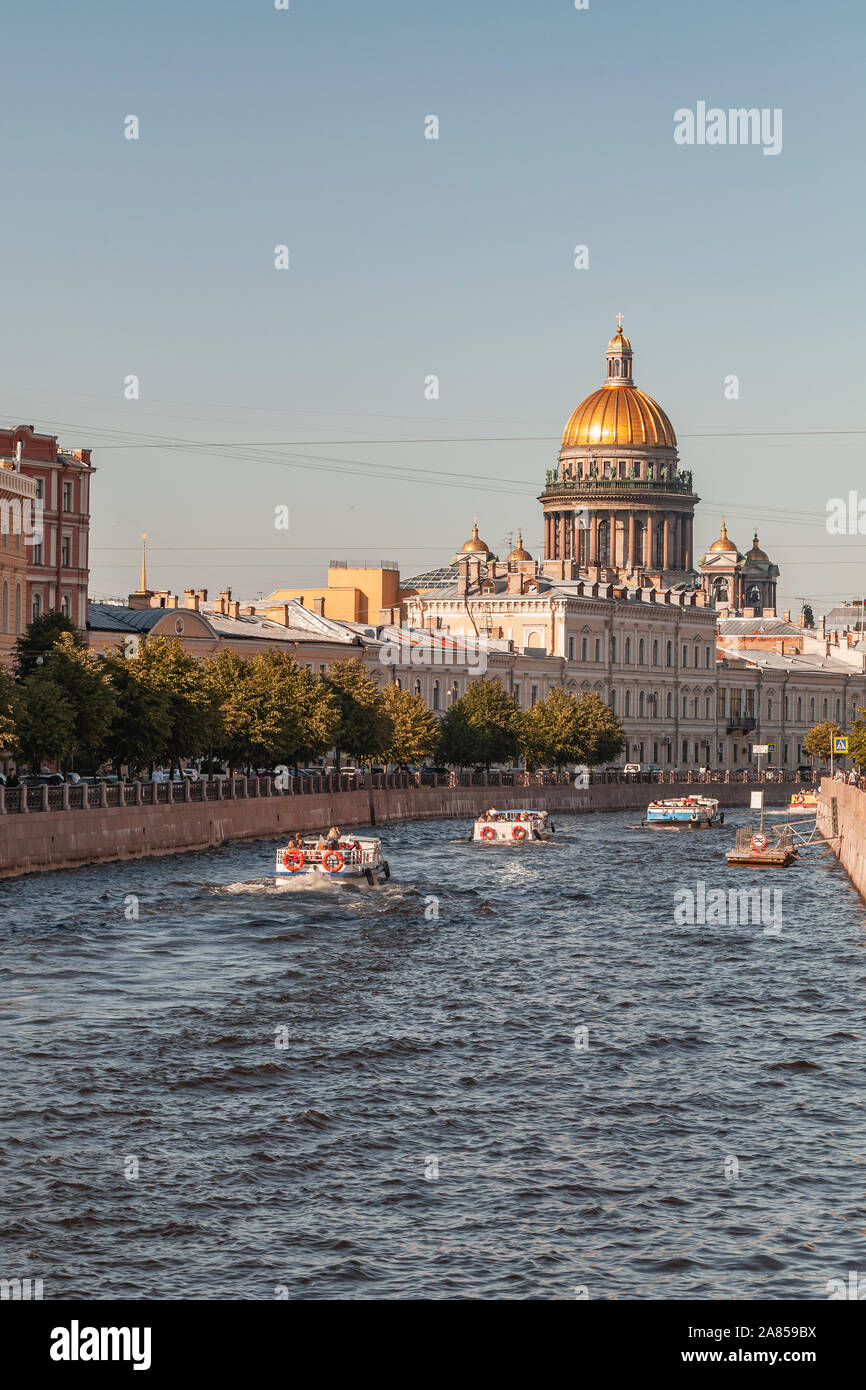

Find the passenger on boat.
xmin=290 ymin=832 xmax=305 ymax=850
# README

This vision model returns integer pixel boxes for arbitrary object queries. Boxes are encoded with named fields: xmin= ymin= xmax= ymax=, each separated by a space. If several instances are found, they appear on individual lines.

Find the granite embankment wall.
xmin=818 ymin=778 xmax=866 ymax=901
xmin=0 ymin=779 xmax=800 ymax=881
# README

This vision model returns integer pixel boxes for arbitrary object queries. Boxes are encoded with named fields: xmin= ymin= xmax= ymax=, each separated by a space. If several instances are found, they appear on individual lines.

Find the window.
xmin=610 ymin=637 xmax=617 ymax=663
xmin=61 ymin=594 xmax=71 ymax=618
xmin=666 ymin=692 xmax=672 ymax=718
xmin=733 ymin=745 xmax=738 ymax=764
xmin=530 ymin=685 xmax=538 ymax=707
xmin=682 ymin=740 xmax=688 ymax=762
xmin=638 ymin=639 xmax=645 ymax=665
xmin=745 ymin=691 xmax=755 ymax=717
xmin=797 ymin=698 xmax=802 ymax=720
xmin=652 ymin=640 xmax=659 ymax=666
xmin=581 ymin=637 xmax=588 ymax=661
xmin=682 ymin=644 xmax=688 ymax=667
xmin=610 ymin=690 xmax=617 ymax=713
xmin=625 ymin=690 xmax=631 ymax=716
xmin=32 ymin=541 xmax=43 ymax=565
xmin=682 ymin=695 xmax=687 ymax=717
xmin=823 ymin=699 xmax=828 ymax=719
xmin=694 ymin=696 xmax=699 ymax=718
xmin=594 ymin=638 xmax=601 ymax=662
xmin=432 ymin=680 xmax=440 ymax=709
xmin=61 ymin=537 xmax=71 ymax=567
xmin=767 ymin=696 xmax=774 ymax=720
xmin=810 ymin=698 xmax=815 ymax=720
xmin=1 ymin=582 xmax=7 ymax=633
xmin=35 ymin=477 xmax=44 ymax=500
xmin=414 ymin=678 xmax=421 ymax=697
xmin=32 ymin=592 xmax=42 ymax=620
xmin=14 ymin=584 xmax=21 ymax=633
xmin=705 ymin=696 xmax=711 ymax=719
xmin=717 ymin=688 xmax=727 ymax=717
xmin=666 ymin=641 xmax=672 ymax=667
xmin=638 ymin=691 xmax=645 ymax=717
xmin=835 ymin=699 xmax=841 ymax=720
xmin=62 ymin=481 xmax=72 ymax=511
xmin=730 ymin=689 xmax=742 ymax=717
xmin=568 ymin=636 xmax=575 ymax=661
xmin=513 ymin=683 xmax=520 ymax=705
xmin=625 ymin=638 xmax=632 ymax=664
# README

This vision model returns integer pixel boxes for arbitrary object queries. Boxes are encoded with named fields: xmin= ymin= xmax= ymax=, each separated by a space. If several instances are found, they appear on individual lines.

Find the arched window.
xmin=810 ymin=698 xmax=816 ymax=720
xmin=414 ymin=678 xmax=422 ymax=697
xmin=666 ymin=692 xmax=672 ymax=718
xmin=705 ymin=696 xmax=711 ymax=719
xmin=652 ymin=640 xmax=658 ymax=666
xmin=638 ymin=691 xmax=645 ymax=717
xmin=836 ymin=698 xmax=841 ymax=720
xmin=638 ymin=638 xmax=645 ymax=665
xmin=432 ymin=680 xmax=440 ymax=710
xmin=823 ymin=698 xmax=828 ymax=719
xmin=625 ymin=690 xmax=631 ymax=716
xmin=32 ymin=592 xmax=42 ymax=621
xmin=1 ymin=582 xmax=7 ymax=633
xmin=625 ymin=637 xmax=632 ymax=664
xmin=706 ymin=645 xmax=713 ymax=668
xmin=693 ymin=695 xmax=699 ymax=718
xmin=682 ymin=694 xmax=688 ymax=717
xmin=61 ymin=594 xmax=71 ymax=619
xmin=767 ymin=696 xmax=774 ymax=720
xmin=797 ymin=697 xmax=802 ymax=721
xmin=610 ymin=636 xmax=617 ymax=663
xmin=666 ymin=641 xmax=672 ymax=667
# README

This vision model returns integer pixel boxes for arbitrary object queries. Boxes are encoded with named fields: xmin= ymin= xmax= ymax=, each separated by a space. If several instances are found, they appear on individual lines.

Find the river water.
xmin=1 ymin=809 xmax=865 ymax=1301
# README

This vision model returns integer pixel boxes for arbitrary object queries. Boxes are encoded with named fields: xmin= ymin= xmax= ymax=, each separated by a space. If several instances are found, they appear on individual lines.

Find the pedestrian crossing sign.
xmin=834 ymin=736 xmax=849 ymax=754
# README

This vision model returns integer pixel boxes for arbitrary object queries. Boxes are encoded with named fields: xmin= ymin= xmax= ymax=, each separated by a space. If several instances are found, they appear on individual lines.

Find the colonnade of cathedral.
xmin=543 ymin=509 xmax=694 ymax=573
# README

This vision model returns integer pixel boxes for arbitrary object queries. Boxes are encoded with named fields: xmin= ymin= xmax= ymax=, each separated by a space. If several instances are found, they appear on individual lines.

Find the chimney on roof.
xmin=197 ymin=589 xmax=207 ymax=603
xmin=782 ymin=609 xmax=791 ymax=622
xmin=242 ymin=605 xmax=256 ymax=616
xmin=229 ymin=600 xmax=241 ymax=619
xmin=313 ymin=596 xmax=325 ymax=616
xmin=184 ymin=589 xmax=199 ymax=611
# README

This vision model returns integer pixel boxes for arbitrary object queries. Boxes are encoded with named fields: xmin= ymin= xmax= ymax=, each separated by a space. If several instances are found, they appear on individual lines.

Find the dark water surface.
xmin=2 ymin=810 xmax=865 ymax=1300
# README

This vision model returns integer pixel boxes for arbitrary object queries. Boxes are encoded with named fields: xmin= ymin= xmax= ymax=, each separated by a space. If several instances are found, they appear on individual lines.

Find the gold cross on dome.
xmin=616 ymin=311 xmax=624 ymax=331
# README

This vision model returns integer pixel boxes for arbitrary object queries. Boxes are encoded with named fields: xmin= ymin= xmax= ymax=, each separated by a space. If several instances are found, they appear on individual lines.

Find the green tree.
xmin=520 ymin=686 xmax=590 ymax=770
xmin=326 ymin=660 xmax=392 ymax=767
xmin=437 ymin=677 xmax=520 ymax=769
xmin=570 ymin=691 xmax=626 ymax=768
xmin=382 ymin=683 xmax=439 ymax=765
xmin=12 ymin=673 xmax=75 ymax=770
xmin=15 ymin=610 xmax=81 ymax=679
xmin=134 ymin=637 xmax=222 ymax=773
xmin=41 ymin=633 xmax=117 ymax=769
xmin=803 ymin=719 xmax=841 ymax=765
xmin=0 ymin=665 xmax=15 ymax=751
xmin=206 ymin=648 xmax=338 ymax=772
xmin=849 ymin=709 xmax=866 ymax=769
xmin=103 ymin=652 xmax=173 ymax=774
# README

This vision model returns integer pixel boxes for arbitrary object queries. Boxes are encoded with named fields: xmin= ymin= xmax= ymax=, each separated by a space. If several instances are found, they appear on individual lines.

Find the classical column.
xmin=683 ymin=515 xmax=692 ymax=571
xmin=589 ymin=513 xmax=598 ymax=565
xmin=663 ymin=515 xmax=670 ymax=570
xmin=647 ymin=513 xmax=655 ymax=571
xmin=559 ymin=513 xmax=567 ymax=561
xmin=627 ymin=512 xmax=636 ymax=570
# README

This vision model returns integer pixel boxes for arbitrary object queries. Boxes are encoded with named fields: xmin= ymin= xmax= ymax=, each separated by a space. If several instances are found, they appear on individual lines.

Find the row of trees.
xmin=0 ymin=613 xmax=625 ymax=774
xmin=803 ymin=719 xmax=866 ymax=766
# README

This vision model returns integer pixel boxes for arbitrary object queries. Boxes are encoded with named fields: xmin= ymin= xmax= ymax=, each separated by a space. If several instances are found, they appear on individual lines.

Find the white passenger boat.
xmin=472 ymin=808 xmax=554 ymax=842
xmin=274 ymin=836 xmax=390 ymax=884
xmin=643 ymin=795 xmax=722 ymax=828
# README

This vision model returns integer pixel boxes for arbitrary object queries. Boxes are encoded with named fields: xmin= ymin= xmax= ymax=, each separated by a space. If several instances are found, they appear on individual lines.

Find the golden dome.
xmin=562 ymin=385 xmax=676 ymax=449
xmin=747 ymin=530 xmax=770 ymax=563
xmin=708 ymin=519 xmax=738 ymax=553
xmin=607 ymin=328 xmax=632 ymax=354
xmin=561 ymin=323 xmax=676 ymax=448
xmin=508 ymin=529 xmax=532 ymax=562
xmin=460 ymin=518 xmax=490 ymax=554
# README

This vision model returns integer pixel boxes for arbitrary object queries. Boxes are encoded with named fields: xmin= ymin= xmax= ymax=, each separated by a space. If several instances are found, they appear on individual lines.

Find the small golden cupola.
xmin=708 ymin=518 xmax=738 ymax=554
xmin=460 ymin=518 xmax=491 ymax=554
xmin=508 ymin=529 xmax=532 ymax=562
xmin=747 ymin=530 xmax=770 ymax=563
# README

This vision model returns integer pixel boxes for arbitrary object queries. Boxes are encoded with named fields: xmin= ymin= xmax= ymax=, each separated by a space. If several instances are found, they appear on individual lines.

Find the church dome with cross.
xmin=540 ymin=317 xmax=697 ymax=583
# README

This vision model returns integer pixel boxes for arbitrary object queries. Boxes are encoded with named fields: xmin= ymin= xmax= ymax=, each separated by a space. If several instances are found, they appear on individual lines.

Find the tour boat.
xmin=274 ymin=836 xmax=390 ymax=885
xmin=472 ymin=809 xmax=554 ymax=842
xmin=788 ymin=788 xmax=819 ymax=812
xmin=643 ymin=795 xmax=722 ymax=828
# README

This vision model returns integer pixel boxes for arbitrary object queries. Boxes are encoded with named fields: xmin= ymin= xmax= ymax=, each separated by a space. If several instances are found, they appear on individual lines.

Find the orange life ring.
xmin=322 ymin=849 xmax=344 ymax=873
xmin=750 ymin=833 xmax=768 ymax=853
xmin=512 ymin=824 xmax=528 ymax=840
xmin=480 ymin=825 xmax=495 ymax=840
xmin=282 ymin=848 xmax=305 ymax=872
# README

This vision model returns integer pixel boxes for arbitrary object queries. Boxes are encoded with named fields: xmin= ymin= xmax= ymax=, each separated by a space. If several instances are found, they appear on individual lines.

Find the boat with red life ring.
xmin=274 ymin=836 xmax=389 ymax=884
xmin=472 ymin=808 xmax=554 ymax=843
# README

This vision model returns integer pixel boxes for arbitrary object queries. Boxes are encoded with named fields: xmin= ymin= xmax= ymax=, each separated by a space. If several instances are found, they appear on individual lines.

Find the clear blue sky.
xmin=0 ymin=0 xmax=862 ymax=612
